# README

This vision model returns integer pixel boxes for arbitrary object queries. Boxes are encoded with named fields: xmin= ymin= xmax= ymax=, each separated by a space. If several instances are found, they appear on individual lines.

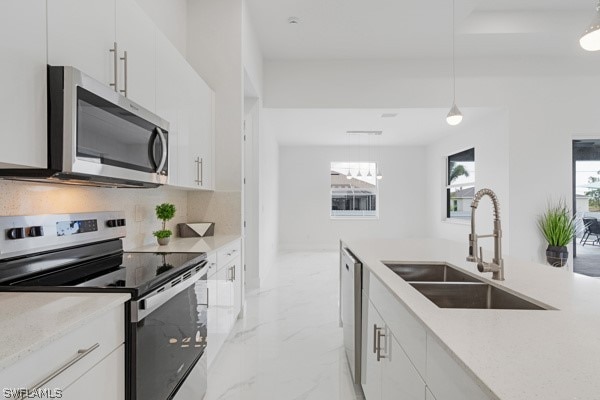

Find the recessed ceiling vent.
xmin=346 ymin=131 xmax=382 ymax=136
xmin=381 ymin=113 xmax=398 ymax=118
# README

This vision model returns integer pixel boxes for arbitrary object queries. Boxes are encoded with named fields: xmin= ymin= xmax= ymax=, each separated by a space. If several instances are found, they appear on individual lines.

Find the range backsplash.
xmin=0 ymin=180 xmax=188 ymax=250
xmin=0 ymin=181 xmax=242 ymax=249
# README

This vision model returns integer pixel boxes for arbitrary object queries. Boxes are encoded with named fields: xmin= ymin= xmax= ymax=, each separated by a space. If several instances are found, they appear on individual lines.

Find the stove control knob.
xmin=29 ymin=226 xmax=44 ymax=237
xmin=107 ymin=219 xmax=118 ymax=228
xmin=7 ymin=227 xmax=25 ymax=240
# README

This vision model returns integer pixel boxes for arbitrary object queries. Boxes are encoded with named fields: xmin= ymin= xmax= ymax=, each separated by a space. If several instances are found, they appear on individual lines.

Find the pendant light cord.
xmin=452 ymin=0 xmax=456 ymax=104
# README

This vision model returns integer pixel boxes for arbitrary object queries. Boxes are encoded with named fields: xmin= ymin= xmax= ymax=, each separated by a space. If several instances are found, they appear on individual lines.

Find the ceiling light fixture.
xmin=447 ymin=0 xmax=463 ymax=126
xmin=288 ymin=16 xmax=301 ymax=25
xmin=580 ymin=0 xmax=600 ymax=51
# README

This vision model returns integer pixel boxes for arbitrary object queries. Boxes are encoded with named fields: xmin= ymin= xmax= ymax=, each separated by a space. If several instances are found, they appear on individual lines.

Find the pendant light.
xmin=580 ymin=0 xmax=600 ymax=51
xmin=367 ymin=133 xmax=373 ymax=177
xmin=447 ymin=0 xmax=463 ymax=126
xmin=375 ymin=134 xmax=383 ymax=180
xmin=346 ymin=133 xmax=352 ymax=179
xmin=356 ymin=135 xmax=362 ymax=178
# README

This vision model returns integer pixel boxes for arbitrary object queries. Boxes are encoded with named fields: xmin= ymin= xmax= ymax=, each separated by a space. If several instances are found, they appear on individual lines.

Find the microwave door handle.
xmin=155 ymin=127 xmax=167 ymax=174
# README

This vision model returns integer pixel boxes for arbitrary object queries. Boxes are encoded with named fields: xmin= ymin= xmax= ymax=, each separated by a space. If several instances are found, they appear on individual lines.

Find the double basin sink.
xmin=384 ymin=263 xmax=548 ymax=310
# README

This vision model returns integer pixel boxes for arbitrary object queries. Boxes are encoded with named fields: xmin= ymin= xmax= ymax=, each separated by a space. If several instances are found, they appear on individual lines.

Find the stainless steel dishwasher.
xmin=340 ymin=245 xmax=362 ymax=384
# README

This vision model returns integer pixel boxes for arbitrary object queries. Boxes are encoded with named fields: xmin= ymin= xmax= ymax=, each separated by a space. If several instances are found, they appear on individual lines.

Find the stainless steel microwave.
xmin=0 ymin=66 xmax=169 ymax=188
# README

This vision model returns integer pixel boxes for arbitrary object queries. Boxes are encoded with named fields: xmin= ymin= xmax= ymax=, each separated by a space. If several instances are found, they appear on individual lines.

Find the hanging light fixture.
xmin=356 ymin=135 xmax=363 ymax=177
xmin=580 ymin=0 xmax=600 ymax=51
xmin=447 ymin=0 xmax=463 ymax=126
xmin=367 ymin=133 xmax=373 ymax=177
xmin=345 ymin=133 xmax=352 ymax=179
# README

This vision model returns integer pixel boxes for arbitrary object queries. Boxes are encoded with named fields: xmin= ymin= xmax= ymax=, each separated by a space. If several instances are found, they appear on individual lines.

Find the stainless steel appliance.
xmin=340 ymin=245 xmax=362 ymax=384
xmin=0 ymin=66 xmax=169 ymax=188
xmin=0 ymin=212 xmax=207 ymax=400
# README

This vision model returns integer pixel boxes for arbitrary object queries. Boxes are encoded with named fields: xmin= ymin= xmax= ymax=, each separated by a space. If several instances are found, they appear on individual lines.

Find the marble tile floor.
xmin=205 ymin=251 xmax=364 ymax=400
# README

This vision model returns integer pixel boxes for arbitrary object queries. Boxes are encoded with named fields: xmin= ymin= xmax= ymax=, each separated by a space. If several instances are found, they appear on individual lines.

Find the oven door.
xmin=131 ymin=264 xmax=207 ymax=400
xmin=61 ymin=67 xmax=169 ymax=185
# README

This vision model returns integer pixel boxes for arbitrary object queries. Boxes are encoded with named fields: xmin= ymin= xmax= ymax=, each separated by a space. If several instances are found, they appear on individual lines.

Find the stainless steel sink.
xmin=384 ymin=263 xmax=480 ymax=283
xmin=409 ymin=282 xmax=548 ymax=310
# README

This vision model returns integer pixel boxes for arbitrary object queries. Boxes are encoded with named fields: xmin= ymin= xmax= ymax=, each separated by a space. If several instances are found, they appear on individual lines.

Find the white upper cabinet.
xmin=0 ymin=0 xmax=47 ymax=168
xmin=157 ymin=32 xmax=215 ymax=191
xmin=47 ymin=0 xmax=116 ymax=87
xmin=116 ymin=0 xmax=157 ymax=112
xmin=180 ymin=69 xmax=214 ymax=190
xmin=48 ymin=0 xmax=156 ymax=112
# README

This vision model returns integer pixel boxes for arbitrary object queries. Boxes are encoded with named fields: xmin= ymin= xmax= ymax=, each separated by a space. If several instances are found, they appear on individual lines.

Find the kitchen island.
xmin=344 ymin=238 xmax=600 ymax=400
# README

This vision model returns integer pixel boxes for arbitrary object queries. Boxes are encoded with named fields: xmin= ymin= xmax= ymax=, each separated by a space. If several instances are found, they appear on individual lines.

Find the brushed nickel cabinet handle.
xmin=376 ymin=329 xmax=386 ymax=361
xmin=200 ymin=157 xmax=204 ymax=186
xmin=195 ymin=157 xmax=201 ymax=185
xmin=109 ymin=42 xmax=118 ymax=91
xmin=120 ymin=50 xmax=128 ymax=97
xmin=373 ymin=324 xmax=378 ymax=354
xmin=19 ymin=343 xmax=100 ymax=399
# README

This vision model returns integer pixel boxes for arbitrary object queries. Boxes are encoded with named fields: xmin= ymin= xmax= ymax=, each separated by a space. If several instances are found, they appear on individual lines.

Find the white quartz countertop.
xmin=129 ymin=235 xmax=241 ymax=254
xmin=0 ymin=292 xmax=130 ymax=371
xmin=343 ymin=238 xmax=600 ymax=400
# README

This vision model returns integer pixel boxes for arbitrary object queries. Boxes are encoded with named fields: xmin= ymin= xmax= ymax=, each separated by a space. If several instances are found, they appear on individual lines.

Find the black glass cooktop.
xmin=76 ymin=252 xmax=206 ymax=295
xmin=0 ymin=239 xmax=206 ymax=297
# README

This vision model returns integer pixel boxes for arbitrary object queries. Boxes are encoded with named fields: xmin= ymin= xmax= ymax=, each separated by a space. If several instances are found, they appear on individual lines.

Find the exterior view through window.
xmin=331 ymin=162 xmax=378 ymax=218
xmin=446 ymin=148 xmax=475 ymax=219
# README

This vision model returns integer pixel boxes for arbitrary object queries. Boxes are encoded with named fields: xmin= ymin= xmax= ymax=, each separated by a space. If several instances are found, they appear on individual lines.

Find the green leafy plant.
xmin=153 ymin=203 xmax=176 ymax=239
xmin=538 ymin=200 xmax=575 ymax=247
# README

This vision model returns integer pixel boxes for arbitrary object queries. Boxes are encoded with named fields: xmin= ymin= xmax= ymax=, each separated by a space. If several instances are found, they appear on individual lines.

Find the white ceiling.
xmin=266 ymin=108 xmax=500 ymax=146
xmin=246 ymin=0 xmax=598 ymax=60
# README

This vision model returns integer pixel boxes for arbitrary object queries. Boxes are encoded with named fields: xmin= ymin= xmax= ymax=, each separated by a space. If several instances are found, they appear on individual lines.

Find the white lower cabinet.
xmin=0 ymin=306 xmax=125 ymax=396
xmin=426 ymin=335 xmax=492 ymax=400
xmin=362 ymin=294 xmax=425 ymax=400
xmin=61 ymin=345 xmax=125 ymax=400
xmin=361 ymin=294 xmax=383 ymax=400
xmin=206 ymin=239 xmax=243 ymax=368
xmin=359 ymin=264 xmax=491 ymax=400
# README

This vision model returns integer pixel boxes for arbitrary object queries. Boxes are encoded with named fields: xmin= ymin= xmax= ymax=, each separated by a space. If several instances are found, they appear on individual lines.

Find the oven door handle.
xmin=131 ymin=264 xmax=207 ymax=322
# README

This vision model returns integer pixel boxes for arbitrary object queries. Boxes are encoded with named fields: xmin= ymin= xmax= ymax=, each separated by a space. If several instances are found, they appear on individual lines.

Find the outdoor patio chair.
xmin=581 ymin=218 xmax=600 ymax=246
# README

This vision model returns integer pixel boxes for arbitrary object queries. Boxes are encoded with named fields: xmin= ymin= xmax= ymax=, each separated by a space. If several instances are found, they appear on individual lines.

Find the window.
xmin=446 ymin=148 xmax=475 ymax=220
xmin=331 ymin=162 xmax=378 ymax=218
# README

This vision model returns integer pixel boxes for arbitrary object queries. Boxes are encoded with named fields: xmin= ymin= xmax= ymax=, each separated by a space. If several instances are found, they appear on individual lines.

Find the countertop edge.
xmin=0 ymin=293 xmax=130 ymax=372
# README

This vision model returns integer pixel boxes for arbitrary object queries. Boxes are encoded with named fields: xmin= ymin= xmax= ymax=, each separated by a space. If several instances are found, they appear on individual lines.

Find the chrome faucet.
xmin=466 ymin=188 xmax=504 ymax=281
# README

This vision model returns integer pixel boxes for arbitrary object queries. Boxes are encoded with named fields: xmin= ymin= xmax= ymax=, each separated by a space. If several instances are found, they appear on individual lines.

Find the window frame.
xmin=445 ymin=148 xmax=475 ymax=221
xmin=330 ymin=161 xmax=380 ymax=220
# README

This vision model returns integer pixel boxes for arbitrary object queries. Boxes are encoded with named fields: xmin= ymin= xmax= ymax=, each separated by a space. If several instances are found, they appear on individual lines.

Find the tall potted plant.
xmin=538 ymin=200 xmax=575 ymax=267
xmin=153 ymin=203 xmax=176 ymax=245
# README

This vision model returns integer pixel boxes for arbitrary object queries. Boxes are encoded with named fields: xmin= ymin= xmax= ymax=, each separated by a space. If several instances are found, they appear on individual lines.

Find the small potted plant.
xmin=538 ymin=200 xmax=575 ymax=267
xmin=153 ymin=203 xmax=176 ymax=245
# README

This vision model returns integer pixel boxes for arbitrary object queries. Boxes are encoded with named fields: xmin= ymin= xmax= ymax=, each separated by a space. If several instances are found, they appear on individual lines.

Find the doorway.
xmin=572 ymin=139 xmax=600 ymax=277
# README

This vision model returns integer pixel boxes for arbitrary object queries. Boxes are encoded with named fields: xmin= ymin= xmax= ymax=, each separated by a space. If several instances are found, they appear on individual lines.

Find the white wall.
xmin=258 ymin=112 xmax=279 ymax=280
xmin=425 ymin=108 xmax=510 ymax=255
xmin=278 ymin=145 xmax=428 ymax=251
xmin=135 ymin=0 xmax=187 ymax=57
xmin=264 ymin=59 xmax=600 ymax=263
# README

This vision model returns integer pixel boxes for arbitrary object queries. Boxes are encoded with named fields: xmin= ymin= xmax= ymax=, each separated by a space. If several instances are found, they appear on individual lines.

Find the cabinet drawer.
xmin=426 ymin=336 xmax=492 ymax=400
xmin=217 ymin=240 xmax=241 ymax=268
xmin=62 ymin=345 xmax=125 ymax=400
xmin=366 ymin=271 xmax=427 ymax=377
xmin=0 ymin=306 xmax=124 ymax=389
xmin=207 ymin=252 xmax=217 ymax=278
